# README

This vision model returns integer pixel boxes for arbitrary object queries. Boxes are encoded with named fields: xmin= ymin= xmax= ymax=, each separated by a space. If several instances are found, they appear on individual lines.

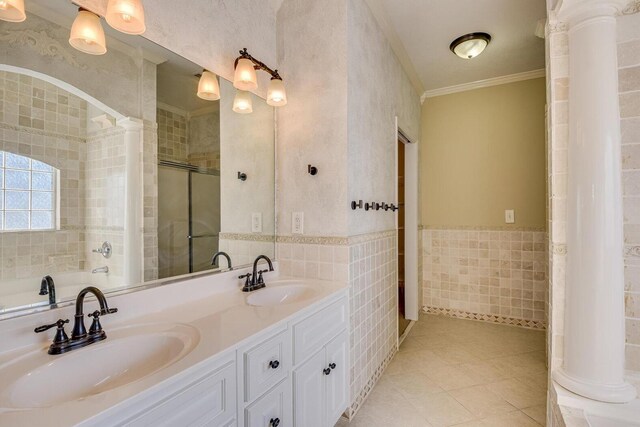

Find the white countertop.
xmin=0 ymin=269 xmax=347 ymax=427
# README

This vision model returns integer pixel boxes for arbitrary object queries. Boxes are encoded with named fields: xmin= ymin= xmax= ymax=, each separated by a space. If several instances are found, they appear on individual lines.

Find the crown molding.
xmin=421 ymin=69 xmax=546 ymax=101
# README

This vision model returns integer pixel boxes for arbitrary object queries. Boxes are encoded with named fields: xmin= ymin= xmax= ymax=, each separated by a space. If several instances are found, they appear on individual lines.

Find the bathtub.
xmin=0 ymin=271 xmax=124 ymax=314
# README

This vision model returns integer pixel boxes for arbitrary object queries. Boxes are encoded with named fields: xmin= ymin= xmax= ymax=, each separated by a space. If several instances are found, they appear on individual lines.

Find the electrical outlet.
xmin=292 ymin=212 xmax=304 ymax=234
xmin=251 ymin=213 xmax=262 ymax=233
xmin=505 ymin=209 xmax=515 ymax=224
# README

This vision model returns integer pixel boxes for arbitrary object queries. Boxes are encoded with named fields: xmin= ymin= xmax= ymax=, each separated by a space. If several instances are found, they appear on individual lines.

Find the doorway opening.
xmin=398 ymin=139 xmax=410 ymax=337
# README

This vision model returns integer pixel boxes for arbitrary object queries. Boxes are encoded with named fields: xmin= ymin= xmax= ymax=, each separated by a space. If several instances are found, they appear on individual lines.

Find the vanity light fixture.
xmin=197 ymin=70 xmax=221 ymax=101
xmin=233 ymin=90 xmax=253 ymax=114
xmin=233 ymin=48 xmax=287 ymax=109
xmin=0 ymin=0 xmax=26 ymax=22
xmin=449 ymin=32 xmax=491 ymax=59
xmin=69 ymin=8 xmax=107 ymax=55
xmin=105 ymin=0 xmax=146 ymax=35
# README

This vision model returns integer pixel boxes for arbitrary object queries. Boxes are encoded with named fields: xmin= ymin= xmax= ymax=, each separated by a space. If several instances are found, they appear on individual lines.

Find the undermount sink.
xmin=0 ymin=323 xmax=199 ymax=409
xmin=246 ymin=281 xmax=318 ymax=307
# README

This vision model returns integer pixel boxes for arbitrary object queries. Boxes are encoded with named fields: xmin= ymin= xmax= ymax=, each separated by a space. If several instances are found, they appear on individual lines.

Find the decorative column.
xmin=552 ymin=0 xmax=636 ymax=403
xmin=118 ymin=117 xmax=144 ymax=286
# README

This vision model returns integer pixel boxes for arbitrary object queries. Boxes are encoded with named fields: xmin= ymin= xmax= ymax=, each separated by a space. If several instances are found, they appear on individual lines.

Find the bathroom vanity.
xmin=0 ymin=268 xmax=349 ymax=426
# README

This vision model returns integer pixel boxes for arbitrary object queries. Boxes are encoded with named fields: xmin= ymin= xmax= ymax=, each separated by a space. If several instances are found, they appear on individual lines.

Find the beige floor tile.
xmin=425 ymin=364 xmax=484 ymax=391
xmin=478 ymin=410 xmax=541 ymax=427
xmin=431 ymin=344 xmax=480 ymax=365
xmin=408 ymin=392 xmax=475 ymax=426
xmin=449 ymin=384 xmax=517 ymax=418
xmin=387 ymin=371 xmax=443 ymax=398
xmin=486 ymin=378 xmax=547 ymax=409
xmin=522 ymin=404 xmax=547 ymax=425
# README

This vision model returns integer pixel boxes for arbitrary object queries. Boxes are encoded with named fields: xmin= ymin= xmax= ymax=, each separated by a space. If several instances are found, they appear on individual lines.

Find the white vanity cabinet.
xmin=237 ymin=294 xmax=349 ymax=427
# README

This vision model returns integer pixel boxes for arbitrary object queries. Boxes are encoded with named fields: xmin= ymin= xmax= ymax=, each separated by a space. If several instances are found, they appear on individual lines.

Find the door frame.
xmin=396 ymin=119 xmax=419 ymax=323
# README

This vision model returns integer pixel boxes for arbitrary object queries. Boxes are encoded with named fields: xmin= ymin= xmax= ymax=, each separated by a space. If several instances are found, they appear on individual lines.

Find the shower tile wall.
xmin=422 ymin=228 xmax=548 ymax=329
xmin=620 ymin=34 xmax=640 ymax=372
xmin=143 ymin=122 xmax=159 ymax=281
xmin=157 ymin=108 xmax=187 ymax=163
xmin=0 ymin=71 xmax=87 ymax=283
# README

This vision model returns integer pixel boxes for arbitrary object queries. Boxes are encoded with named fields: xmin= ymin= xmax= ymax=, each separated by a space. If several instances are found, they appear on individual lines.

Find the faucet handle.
xmin=35 ymin=319 xmax=69 ymax=345
xmin=34 ymin=318 xmax=69 ymax=333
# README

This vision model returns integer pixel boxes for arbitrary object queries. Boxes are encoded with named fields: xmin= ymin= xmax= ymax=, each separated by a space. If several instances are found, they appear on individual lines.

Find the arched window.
xmin=0 ymin=151 xmax=57 ymax=231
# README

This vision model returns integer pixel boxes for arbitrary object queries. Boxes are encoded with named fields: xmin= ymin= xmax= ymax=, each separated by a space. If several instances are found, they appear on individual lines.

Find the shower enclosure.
xmin=158 ymin=162 xmax=221 ymax=279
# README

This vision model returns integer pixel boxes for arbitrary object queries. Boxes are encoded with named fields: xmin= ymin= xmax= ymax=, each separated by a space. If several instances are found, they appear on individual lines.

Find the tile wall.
xmin=422 ymin=228 xmax=548 ymax=329
xmin=0 ymin=71 xmax=88 ymax=283
xmin=619 ymin=31 xmax=640 ymax=373
xmin=277 ymin=230 xmax=398 ymax=418
xmin=157 ymin=108 xmax=188 ymax=163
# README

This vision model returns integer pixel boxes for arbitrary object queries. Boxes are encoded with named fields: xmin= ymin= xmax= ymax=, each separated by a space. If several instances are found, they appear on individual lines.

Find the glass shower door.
xmin=189 ymin=171 xmax=221 ymax=273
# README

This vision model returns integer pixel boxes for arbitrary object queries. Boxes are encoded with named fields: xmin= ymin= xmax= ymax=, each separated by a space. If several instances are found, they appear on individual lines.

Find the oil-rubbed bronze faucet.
xmin=34 ymin=286 xmax=118 ymax=355
xmin=39 ymin=275 xmax=56 ymax=305
xmin=211 ymin=251 xmax=232 ymax=270
xmin=239 ymin=255 xmax=274 ymax=292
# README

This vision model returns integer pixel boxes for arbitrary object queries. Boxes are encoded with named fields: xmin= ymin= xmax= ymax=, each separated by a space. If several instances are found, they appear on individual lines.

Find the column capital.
xmin=554 ymin=0 xmax=629 ymax=26
xmin=116 ymin=117 xmax=144 ymax=131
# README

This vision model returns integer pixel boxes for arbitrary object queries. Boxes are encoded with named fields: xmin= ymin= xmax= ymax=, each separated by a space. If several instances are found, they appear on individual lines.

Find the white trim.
xmin=402 ymin=130 xmax=419 ymax=322
xmin=421 ymin=69 xmax=546 ymax=101
xmin=398 ymin=320 xmax=416 ymax=345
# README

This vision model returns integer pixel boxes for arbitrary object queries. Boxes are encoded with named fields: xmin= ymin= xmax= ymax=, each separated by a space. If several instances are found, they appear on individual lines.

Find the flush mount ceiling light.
xmin=449 ymin=32 xmax=491 ymax=59
xmin=105 ymin=0 xmax=146 ymax=35
xmin=0 ymin=0 xmax=26 ymax=22
xmin=69 ymin=8 xmax=107 ymax=55
xmin=232 ymin=48 xmax=287 ymax=111
xmin=197 ymin=70 xmax=221 ymax=101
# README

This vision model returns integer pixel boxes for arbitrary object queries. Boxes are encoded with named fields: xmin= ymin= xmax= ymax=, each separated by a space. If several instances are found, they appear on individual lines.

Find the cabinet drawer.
xmin=125 ymin=359 xmax=236 ymax=427
xmin=245 ymin=379 xmax=291 ymax=427
xmin=243 ymin=329 xmax=291 ymax=403
xmin=292 ymin=298 xmax=347 ymax=365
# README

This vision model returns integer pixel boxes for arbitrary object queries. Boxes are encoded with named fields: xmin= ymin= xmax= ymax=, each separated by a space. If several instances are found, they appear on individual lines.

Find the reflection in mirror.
xmin=0 ymin=1 xmax=275 ymax=316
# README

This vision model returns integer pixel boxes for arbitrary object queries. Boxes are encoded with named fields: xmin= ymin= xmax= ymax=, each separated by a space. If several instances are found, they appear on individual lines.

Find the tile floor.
xmin=338 ymin=315 xmax=548 ymax=427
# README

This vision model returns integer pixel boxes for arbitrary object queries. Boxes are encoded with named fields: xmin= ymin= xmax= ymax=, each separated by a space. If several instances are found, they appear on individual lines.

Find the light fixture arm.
xmin=235 ymin=48 xmax=283 ymax=81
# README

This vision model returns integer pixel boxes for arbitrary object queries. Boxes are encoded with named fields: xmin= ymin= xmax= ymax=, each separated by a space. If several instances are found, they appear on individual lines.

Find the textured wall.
xmin=347 ymin=0 xmax=421 ymax=236
xmin=421 ymin=79 xmax=547 ymax=229
xmin=276 ymin=0 xmax=349 ymax=237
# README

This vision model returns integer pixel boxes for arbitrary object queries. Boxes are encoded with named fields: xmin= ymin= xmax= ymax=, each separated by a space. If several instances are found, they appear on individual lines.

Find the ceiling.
xmin=374 ymin=0 xmax=547 ymax=94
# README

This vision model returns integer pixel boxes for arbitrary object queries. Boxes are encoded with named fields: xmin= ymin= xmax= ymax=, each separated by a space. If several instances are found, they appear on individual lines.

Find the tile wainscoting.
xmin=277 ymin=230 xmax=398 ymax=418
xmin=422 ymin=227 xmax=548 ymax=330
xmin=218 ymin=233 xmax=276 ymax=268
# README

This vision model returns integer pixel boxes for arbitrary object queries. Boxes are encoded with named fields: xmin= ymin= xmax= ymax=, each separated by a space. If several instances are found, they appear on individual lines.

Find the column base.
xmin=553 ymin=369 xmax=637 ymax=403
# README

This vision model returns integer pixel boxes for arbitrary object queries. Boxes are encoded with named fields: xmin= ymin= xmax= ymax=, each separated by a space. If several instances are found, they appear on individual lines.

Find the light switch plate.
xmin=292 ymin=212 xmax=304 ymax=234
xmin=251 ymin=213 xmax=262 ymax=233
xmin=505 ymin=209 xmax=515 ymax=224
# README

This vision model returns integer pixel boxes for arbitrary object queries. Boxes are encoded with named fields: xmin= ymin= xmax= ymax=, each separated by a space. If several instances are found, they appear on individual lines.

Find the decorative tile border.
xmin=347 ymin=229 xmax=396 ymax=245
xmin=424 ymin=224 xmax=546 ymax=232
xmin=623 ymin=0 xmax=640 ymax=15
xmin=625 ymin=245 xmax=640 ymax=257
xmin=347 ymin=345 xmax=397 ymax=419
xmin=423 ymin=306 xmax=547 ymax=330
xmin=219 ymin=232 xmax=275 ymax=243
xmin=0 ymin=122 xmax=86 ymax=143
xmin=275 ymin=235 xmax=348 ymax=245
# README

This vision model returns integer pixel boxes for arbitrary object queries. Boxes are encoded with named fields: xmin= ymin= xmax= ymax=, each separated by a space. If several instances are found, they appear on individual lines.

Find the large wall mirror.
xmin=0 ymin=1 xmax=275 ymax=316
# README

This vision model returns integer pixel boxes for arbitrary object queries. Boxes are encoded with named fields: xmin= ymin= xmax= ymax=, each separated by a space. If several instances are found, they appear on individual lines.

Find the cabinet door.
xmin=324 ymin=332 xmax=348 ymax=427
xmin=293 ymin=349 xmax=325 ymax=427
xmin=245 ymin=379 xmax=291 ymax=427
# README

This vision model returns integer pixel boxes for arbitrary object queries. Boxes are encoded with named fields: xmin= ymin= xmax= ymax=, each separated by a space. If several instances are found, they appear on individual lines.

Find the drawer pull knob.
xmin=323 ymin=367 xmax=332 ymax=375
xmin=270 ymin=418 xmax=280 ymax=427
xmin=329 ymin=363 xmax=336 ymax=369
xmin=269 ymin=360 xmax=280 ymax=369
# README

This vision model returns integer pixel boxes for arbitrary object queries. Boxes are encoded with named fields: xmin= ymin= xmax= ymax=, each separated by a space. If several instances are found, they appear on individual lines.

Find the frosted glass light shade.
xmin=450 ymin=33 xmax=491 ymax=59
xmin=197 ymin=71 xmax=220 ymax=101
xmin=106 ymin=0 xmax=146 ymax=35
xmin=0 ymin=0 xmax=26 ymax=22
xmin=233 ymin=58 xmax=258 ymax=91
xmin=233 ymin=90 xmax=253 ymax=114
xmin=267 ymin=78 xmax=287 ymax=107
xmin=69 ymin=10 xmax=107 ymax=56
